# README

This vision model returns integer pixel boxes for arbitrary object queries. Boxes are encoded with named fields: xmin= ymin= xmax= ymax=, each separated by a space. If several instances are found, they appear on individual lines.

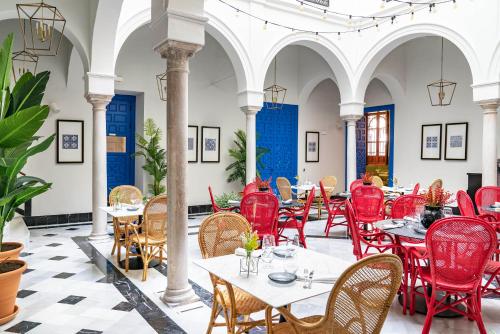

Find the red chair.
xmin=345 ymin=200 xmax=409 ymax=313
xmin=240 ymin=192 xmax=279 ymax=243
xmin=320 ymin=181 xmax=347 ymax=236
xmin=208 ymin=186 xmax=238 ymax=213
xmin=409 ymin=217 xmax=497 ymax=334
xmin=349 ymin=179 xmax=364 ymax=192
xmin=482 ymin=250 xmax=500 ymax=297
xmin=350 ymin=185 xmax=385 ymax=225
xmin=475 ymin=186 xmax=500 ymax=222
xmin=457 ymin=190 xmax=496 ymax=222
xmin=278 ymin=187 xmax=315 ymax=248
xmin=412 ymin=183 xmax=420 ymax=195
xmin=390 ymin=194 xmax=426 ymax=219
xmin=242 ymin=181 xmax=273 ymax=197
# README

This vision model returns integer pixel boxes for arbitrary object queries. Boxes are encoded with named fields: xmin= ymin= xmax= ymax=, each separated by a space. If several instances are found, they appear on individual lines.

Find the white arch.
xmin=260 ymin=33 xmax=354 ymax=102
xmin=369 ymin=72 xmax=405 ymax=105
xmin=0 ymin=10 xmax=89 ymax=72
xmin=488 ymin=42 xmax=500 ymax=82
xmin=113 ymin=9 xmax=252 ymax=93
xmin=298 ymin=73 xmax=338 ymax=108
xmin=354 ymin=23 xmax=482 ymax=101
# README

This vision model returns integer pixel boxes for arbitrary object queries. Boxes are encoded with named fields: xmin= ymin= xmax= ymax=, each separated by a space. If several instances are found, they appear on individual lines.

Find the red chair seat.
xmin=418 ymin=267 xmax=476 ymax=292
xmin=485 ymin=260 xmax=500 ymax=275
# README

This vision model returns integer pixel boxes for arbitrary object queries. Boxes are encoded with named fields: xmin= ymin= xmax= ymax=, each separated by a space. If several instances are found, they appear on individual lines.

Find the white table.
xmin=193 ymin=247 xmax=352 ymax=308
xmin=381 ymin=186 xmax=414 ymax=195
xmin=100 ymin=204 xmax=144 ymax=218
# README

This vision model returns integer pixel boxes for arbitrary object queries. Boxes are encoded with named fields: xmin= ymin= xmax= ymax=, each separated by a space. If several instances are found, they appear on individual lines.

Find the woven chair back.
xmin=240 ymin=192 xmax=279 ymax=237
xmin=345 ymin=200 xmax=363 ymax=260
xmin=351 ymin=186 xmax=385 ymax=222
xmin=412 ymin=183 xmax=420 ymax=195
xmin=276 ymin=177 xmax=292 ymax=201
xmin=109 ymin=185 xmax=142 ymax=205
xmin=350 ymin=179 xmax=364 ymax=192
xmin=372 ymin=176 xmax=384 ymax=188
xmin=456 ymin=190 xmax=476 ymax=217
xmin=321 ymin=176 xmax=337 ymax=198
xmin=143 ymin=194 xmax=167 ymax=240
xmin=391 ymin=195 xmax=426 ymax=219
xmin=475 ymin=186 xmax=500 ymax=221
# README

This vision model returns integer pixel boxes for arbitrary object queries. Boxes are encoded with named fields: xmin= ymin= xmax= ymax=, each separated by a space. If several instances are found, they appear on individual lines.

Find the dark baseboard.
xmin=23 ymin=204 xmax=213 ymax=228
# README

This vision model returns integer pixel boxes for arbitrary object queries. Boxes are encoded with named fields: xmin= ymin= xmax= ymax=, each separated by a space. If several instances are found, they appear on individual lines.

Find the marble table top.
xmin=193 ymin=247 xmax=352 ymax=308
xmin=483 ymin=206 xmax=500 ymax=213
xmin=100 ymin=204 xmax=144 ymax=218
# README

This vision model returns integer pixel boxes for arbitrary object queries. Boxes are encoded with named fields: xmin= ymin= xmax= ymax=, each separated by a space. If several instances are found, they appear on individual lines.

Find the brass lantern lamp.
xmin=264 ymin=56 xmax=287 ymax=110
xmin=427 ymin=38 xmax=456 ymax=107
xmin=156 ymin=71 xmax=167 ymax=101
xmin=17 ymin=1 xmax=66 ymax=56
xmin=12 ymin=50 xmax=39 ymax=82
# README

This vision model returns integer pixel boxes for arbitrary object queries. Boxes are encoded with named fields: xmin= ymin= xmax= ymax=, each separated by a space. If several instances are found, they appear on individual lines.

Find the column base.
xmin=88 ymin=233 xmax=110 ymax=241
xmin=161 ymin=285 xmax=199 ymax=307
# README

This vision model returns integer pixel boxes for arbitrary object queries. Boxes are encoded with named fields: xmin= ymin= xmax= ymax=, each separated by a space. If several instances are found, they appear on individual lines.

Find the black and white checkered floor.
xmin=1 ymin=216 xmax=498 ymax=334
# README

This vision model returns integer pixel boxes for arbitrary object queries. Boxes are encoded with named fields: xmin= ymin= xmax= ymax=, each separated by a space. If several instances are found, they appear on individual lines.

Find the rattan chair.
xmin=430 ymin=178 xmax=443 ymax=189
xmin=311 ymin=176 xmax=338 ymax=218
xmin=372 ymin=176 xmax=384 ymax=188
xmin=126 ymin=194 xmax=167 ymax=281
xmin=108 ymin=185 xmax=143 ymax=263
xmin=265 ymin=254 xmax=403 ymax=334
xmin=276 ymin=177 xmax=294 ymax=201
xmin=198 ymin=212 xmax=267 ymax=334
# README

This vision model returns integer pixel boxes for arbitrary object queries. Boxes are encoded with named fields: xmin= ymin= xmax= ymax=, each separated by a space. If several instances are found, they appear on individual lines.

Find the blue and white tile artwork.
xmin=205 ymin=138 xmax=216 ymax=151
xmin=308 ymin=141 xmax=316 ymax=152
xmin=188 ymin=137 xmax=194 ymax=150
xmin=426 ymin=136 xmax=438 ymax=148
xmin=449 ymin=135 xmax=463 ymax=148
xmin=62 ymin=134 xmax=79 ymax=149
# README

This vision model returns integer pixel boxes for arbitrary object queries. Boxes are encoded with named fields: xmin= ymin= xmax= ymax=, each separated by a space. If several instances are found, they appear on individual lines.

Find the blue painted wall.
xmin=256 ymin=104 xmax=298 ymax=193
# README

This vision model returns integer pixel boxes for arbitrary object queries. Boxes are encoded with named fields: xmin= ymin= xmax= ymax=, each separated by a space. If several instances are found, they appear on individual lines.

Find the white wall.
xmin=365 ymin=79 xmax=393 ymax=107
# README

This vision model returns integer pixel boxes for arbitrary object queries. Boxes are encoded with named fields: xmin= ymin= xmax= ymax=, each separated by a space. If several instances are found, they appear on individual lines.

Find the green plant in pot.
xmin=0 ymin=34 xmax=54 ymax=324
xmin=135 ymin=118 xmax=167 ymax=196
xmin=420 ymin=185 xmax=452 ymax=229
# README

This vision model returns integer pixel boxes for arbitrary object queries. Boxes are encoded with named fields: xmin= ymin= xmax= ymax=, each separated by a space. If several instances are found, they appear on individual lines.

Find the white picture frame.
xmin=445 ymin=122 xmax=468 ymax=160
xmin=57 ymin=119 xmax=84 ymax=163
xmin=201 ymin=126 xmax=220 ymax=163
xmin=188 ymin=125 xmax=198 ymax=163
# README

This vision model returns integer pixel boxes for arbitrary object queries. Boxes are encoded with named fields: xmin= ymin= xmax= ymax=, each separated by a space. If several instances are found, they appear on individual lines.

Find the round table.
xmin=374 ymin=219 xmax=466 ymax=318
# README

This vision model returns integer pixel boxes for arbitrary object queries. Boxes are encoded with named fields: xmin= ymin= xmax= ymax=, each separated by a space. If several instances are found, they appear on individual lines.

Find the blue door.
xmin=256 ymin=104 xmax=298 ymax=193
xmin=106 ymin=95 xmax=136 ymax=196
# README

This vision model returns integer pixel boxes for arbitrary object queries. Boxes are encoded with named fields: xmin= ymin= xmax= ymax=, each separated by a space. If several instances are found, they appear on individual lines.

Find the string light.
xmin=322 ymin=9 xmax=327 ymax=20
xmin=380 ymin=0 xmax=386 ymax=9
xmin=453 ymin=0 xmax=458 ymax=8
xmin=348 ymin=15 xmax=352 ymax=25
xmin=263 ymin=20 xmax=268 ymax=30
xmin=299 ymin=1 xmax=304 ymax=11
xmin=411 ymin=11 xmax=415 ymax=20
xmin=337 ymin=32 xmax=341 ymax=40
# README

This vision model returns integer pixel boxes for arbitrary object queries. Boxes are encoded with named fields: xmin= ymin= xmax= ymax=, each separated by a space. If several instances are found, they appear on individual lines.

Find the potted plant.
xmin=135 ymin=118 xmax=167 ymax=196
xmin=214 ymin=191 xmax=240 ymax=209
xmin=256 ymin=176 xmax=272 ymax=192
xmin=361 ymin=172 xmax=373 ymax=186
xmin=0 ymin=34 xmax=54 ymax=324
xmin=420 ymin=185 xmax=452 ymax=229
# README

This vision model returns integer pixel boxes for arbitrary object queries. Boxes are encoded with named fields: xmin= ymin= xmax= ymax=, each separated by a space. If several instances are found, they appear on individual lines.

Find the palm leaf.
xmin=0 ymin=34 xmax=13 ymax=92
xmin=8 ymin=71 xmax=50 ymax=117
xmin=0 ymin=105 xmax=49 ymax=147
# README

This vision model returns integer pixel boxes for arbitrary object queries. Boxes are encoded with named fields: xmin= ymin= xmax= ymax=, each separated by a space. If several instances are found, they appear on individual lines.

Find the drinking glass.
xmin=130 ymin=198 xmax=140 ymax=209
xmin=443 ymin=206 xmax=453 ymax=217
xmin=283 ymin=252 xmax=299 ymax=274
xmin=261 ymin=234 xmax=275 ymax=267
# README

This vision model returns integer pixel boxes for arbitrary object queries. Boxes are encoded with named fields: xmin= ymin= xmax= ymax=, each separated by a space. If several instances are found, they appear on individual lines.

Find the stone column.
xmin=241 ymin=106 xmax=260 ymax=184
xmin=158 ymin=40 xmax=201 ymax=306
xmin=479 ymin=101 xmax=499 ymax=186
xmin=343 ymin=116 xmax=361 ymax=188
xmin=86 ymin=94 xmax=113 ymax=240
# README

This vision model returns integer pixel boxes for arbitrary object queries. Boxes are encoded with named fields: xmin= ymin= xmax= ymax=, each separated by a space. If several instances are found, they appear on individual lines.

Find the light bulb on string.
xmin=263 ymin=20 xmax=268 ymax=30
xmin=376 ymin=23 xmax=380 ymax=32
xmin=315 ymin=32 xmax=319 ymax=41
xmin=337 ymin=32 xmax=341 ymax=40
xmin=348 ymin=15 xmax=352 ymax=26
xmin=358 ymin=29 xmax=361 ymax=37
xmin=235 ymin=9 xmax=239 ymax=17
xmin=380 ymin=0 xmax=385 ymax=9
xmin=299 ymin=2 xmax=304 ymax=11
xmin=322 ymin=9 xmax=327 ymax=20
xmin=411 ymin=11 xmax=415 ymax=20
xmin=433 ymin=3 xmax=437 ymax=13
xmin=453 ymin=0 xmax=458 ymax=9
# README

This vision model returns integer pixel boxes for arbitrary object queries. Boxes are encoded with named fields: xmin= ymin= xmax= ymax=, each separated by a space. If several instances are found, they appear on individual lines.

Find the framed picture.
xmin=305 ymin=131 xmax=320 ymax=162
xmin=444 ymin=122 xmax=468 ymax=160
xmin=188 ymin=125 xmax=198 ymax=163
xmin=421 ymin=124 xmax=442 ymax=160
xmin=57 ymin=120 xmax=84 ymax=163
xmin=201 ymin=126 xmax=220 ymax=163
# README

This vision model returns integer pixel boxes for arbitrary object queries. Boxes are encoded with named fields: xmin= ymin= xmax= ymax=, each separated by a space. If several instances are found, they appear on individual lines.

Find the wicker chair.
xmin=126 ymin=194 xmax=167 ymax=281
xmin=276 ymin=177 xmax=294 ymax=201
xmin=430 ymin=178 xmax=443 ymax=189
xmin=108 ymin=185 xmax=143 ymax=263
xmin=372 ymin=176 xmax=384 ymax=188
xmin=312 ymin=176 xmax=337 ymax=218
xmin=265 ymin=254 xmax=403 ymax=334
xmin=198 ymin=212 xmax=267 ymax=334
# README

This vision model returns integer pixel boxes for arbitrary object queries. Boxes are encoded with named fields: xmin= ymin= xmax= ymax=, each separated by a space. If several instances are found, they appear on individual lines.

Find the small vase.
xmin=240 ymin=253 xmax=259 ymax=277
xmin=420 ymin=205 xmax=444 ymax=229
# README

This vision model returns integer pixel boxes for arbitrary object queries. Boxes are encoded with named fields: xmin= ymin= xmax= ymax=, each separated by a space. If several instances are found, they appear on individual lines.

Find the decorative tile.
xmin=48 ymin=256 xmax=67 ymax=261
xmin=58 ymin=295 xmax=86 ymax=305
xmin=17 ymin=289 xmax=37 ymax=298
xmin=20 ymin=252 xmax=33 ymax=257
xmin=46 ymin=243 xmax=62 ymax=247
xmin=76 ymin=330 xmax=103 ymax=334
xmin=112 ymin=301 xmax=135 ymax=312
xmin=22 ymin=268 xmax=35 ymax=275
xmin=66 ymin=227 xmax=79 ymax=231
xmin=53 ymin=272 xmax=75 ymax=279
xmin=42 ymin=233 xmax=57 ymax=237
xmin=5 ymin=321 xmax=41 ymax=333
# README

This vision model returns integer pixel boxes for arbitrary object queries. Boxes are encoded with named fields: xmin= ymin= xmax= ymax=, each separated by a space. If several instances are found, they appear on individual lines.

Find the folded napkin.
xmin=296 ymin=274 xmax=337 ymax=284
xmin=382 ymin=221 xmax=405 ymax=229
xmin=282 ymin=199 xmax=293 ymax=204
xmin=235 ymin=248 xmax=262 ymax=257
xmin=228 ymin=200 xmax=240 ymax=205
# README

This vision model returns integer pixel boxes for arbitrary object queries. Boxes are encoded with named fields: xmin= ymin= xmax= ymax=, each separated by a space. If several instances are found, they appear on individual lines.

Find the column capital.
xmin=339 ymin=101 xmax=365 ymax=120
xmin=238 ymin=90 xmax=264 ymax=108
xmin=478 ymin=100 xmax=500 ymax=113
xmin=156 ymin=40 xmax=202 ymax=72
xmin=86 ymin=94 xmax=113 ymax=109
xmin=341 ymin=114 xmax=363 ymax=123
xmin=240 ymin=105 xmax=261 ymax=116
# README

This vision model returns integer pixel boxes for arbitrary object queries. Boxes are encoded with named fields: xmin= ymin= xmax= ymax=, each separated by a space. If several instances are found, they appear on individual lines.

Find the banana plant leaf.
xmin=0 ymin=105 xmax=50 ymax=147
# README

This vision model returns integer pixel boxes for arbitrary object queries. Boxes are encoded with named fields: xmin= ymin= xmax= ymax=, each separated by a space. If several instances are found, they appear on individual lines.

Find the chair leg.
xmin=325 ymin=214 xmax=333 ymax=236
xmin=472 ymin=291 xmax=487 ymax=334
xmin=125 ymin=241 xmax=130 ymax=272
xmin=422 ymin=303 xmax=434 ymax=334
xmin=206 ymin=298 xmax=219 ymax=334
xmin=299 ymin=228 xmax=307 ymax=248
xmin=111 ymin=240 xmax=116 ymax=255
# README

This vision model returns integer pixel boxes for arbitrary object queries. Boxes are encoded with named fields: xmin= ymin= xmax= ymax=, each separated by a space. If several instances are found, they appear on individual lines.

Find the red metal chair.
xmin=351 ymin=185 xmax=385 ymax=225
xmin=242 ymin=181 xmax=273 ymax=197
xmin=457 ymin=190 xmax=496 ymax=222
xmin=409 ymin=217 xmax=497 ymax=334
xmin=208 ymin=186 xmax=238 ymax=213
xmin=277 ymin=187 xmax=315 ymax=248
xmin=349 ymin=179 xmax=364 ymax=192
xmin=390 ymin=194 xmax=426 ymax=219
xmin=412 ymin=182 xmax=420 ymax=195
xmin=320 ymin=181 xmax=347 ymax=236
xmin=240 ymin=192 xmax=279 ymax=243
xmin=482 ymin=250 xmax=500 ymax=298
xmin=475 ymin=186 xmax=500 ymax=222
xmin=344 ymin=200 xmax=409 ymax=313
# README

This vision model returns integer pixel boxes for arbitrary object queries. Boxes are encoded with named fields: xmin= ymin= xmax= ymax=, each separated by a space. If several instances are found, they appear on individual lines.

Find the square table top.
xmin=193 ymin=247 xmax=353 ymax=308
xmin=100 ymin=204 xmax=144 ymax=218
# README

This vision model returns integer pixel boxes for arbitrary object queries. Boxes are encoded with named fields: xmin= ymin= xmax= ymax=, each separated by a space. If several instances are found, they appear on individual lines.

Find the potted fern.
xmin=135 ymin=118 xmax=167 ymax=196
xmin=0 ymin=34 xmax=54 ymax=324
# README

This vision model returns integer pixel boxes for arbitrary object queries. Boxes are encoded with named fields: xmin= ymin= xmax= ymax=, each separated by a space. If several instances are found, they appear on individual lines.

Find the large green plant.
xmin=225 ymin=129 xmax=269 ymax=186
xmin=135 ymin=118 xmax=167 ymax=196
xmin=0 ymin=34 xmax=54 ymax=250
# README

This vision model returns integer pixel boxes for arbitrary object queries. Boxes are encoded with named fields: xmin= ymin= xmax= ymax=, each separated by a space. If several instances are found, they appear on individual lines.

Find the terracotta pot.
xmin=0 ymin=259 xmax=26 ymax=325
xmin=0 ymin=242 xmax=24 ymax=261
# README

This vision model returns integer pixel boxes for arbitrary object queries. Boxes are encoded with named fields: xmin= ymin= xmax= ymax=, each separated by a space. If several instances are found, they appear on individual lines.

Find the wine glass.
xmin=130 ymin=198 xmax=140 ymax=209
xmin=443 ymin=206 xmax=453 ymax=217
xmin=261 ymin=234 xmax=275 ymax=268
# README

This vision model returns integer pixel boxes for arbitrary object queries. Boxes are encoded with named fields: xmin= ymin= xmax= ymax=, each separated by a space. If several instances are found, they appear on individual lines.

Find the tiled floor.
xmin=1 ymin=216 xmax=499 ymax=334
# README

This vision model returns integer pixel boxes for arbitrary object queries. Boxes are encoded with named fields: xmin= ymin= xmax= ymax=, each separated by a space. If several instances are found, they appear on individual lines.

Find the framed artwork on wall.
xmin=420 ymin=124 xmax=442 ymax=160
xmin=201 ymin=126 xmax=220 ymax=163
xmin=188 ymin=125 xmax=198 ymax=163
xmin=57 ymin=119 xmax=84 ymax=163
xmin=305 ymin=131 xmax=320 ymax=162
xmin=444 ymin=122 xmax=468 ymax=161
